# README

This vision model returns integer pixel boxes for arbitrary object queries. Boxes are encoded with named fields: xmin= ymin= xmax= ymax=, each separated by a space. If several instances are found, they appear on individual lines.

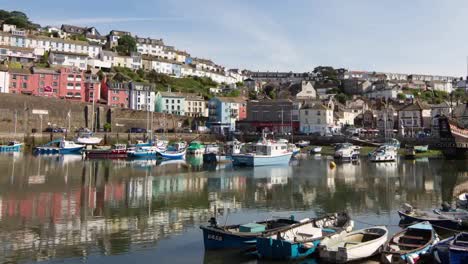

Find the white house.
xmin=142 ymin=56 xmax=180 ymax=76
xmin=296 ymin=81 xmax=317 ymax=100
xmin=299 ymin=103 xmax=334 ymax=135
xmin=129 ymin=82 xmax=156 ymax=111
xmin=397 ymin=101 xmax=432 ymax=137
xmin=0 ymin=68 xmax=9 ymax=93
xmin=184 ymin=94 xmax=207 ymax=117
xmin=136 ymin=36 xmax=165 ymax=57
xmin=49 ymin=51 xmax=88 ymax=70
xmin=430 ymin=80 xmax=453 ymax=93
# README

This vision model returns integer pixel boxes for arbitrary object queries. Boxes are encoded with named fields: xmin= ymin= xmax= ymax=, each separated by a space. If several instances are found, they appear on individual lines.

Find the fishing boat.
xmin=288 ymin=143 xmax=300 ymax=156
xmin=334 ymin=143 xmax=360 ymax=161
xmin=200 ymin=216 xmax=299 ymax=250
xmin=159 ymin=142 xmax=186 ymax=160
xmin=127 ymin=146 xmax=159 ymax=158
xmin=85 ymin=144 xmax=127 ymax=159
xmin=369 ymin=146 xmax=397 ymax=162
xmin=432 ymin=232 xmax=468 ymax=264
xmin=381 ymin=221 xmax=438 ymax=264
xmin=130 ymin=140 xmax=152 ymax=148
xmin=231 ymin=138 xmax=293 ymax=167
xmin=405 ymin=146 xmax=416 ymax=159
xmin=35 ymin=139 xmax=85 ymax=154
xmin=414 ymin=145 xmax=429 ymax=153
xmin=309 ymin=146 xmax=322 ymax=154
xmin=398 ymin=203 xmax=463 ymax=230
xmin=187 ymin=141 xmax=205 ymax=154
xmin=0 ymin=141 xmax=23 ymax=152
xmin=203 ymin=144 xmax=227 ymax=163
xmin=256 ymin=212 xmax=353 ymax=260
xmin=319 ymin=226 xmax=388 ymax=263
xmin=383 ymin=138 xmax=401 ymax=150
xmin=75 ymin=132 xmax=102 ymax=145
xmin=296 ymin=140 xmax=310 ymax=148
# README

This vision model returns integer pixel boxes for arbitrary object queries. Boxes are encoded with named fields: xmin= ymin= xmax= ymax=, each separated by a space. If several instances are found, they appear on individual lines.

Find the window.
xmin=12 ymin=74 xmax=17 ymax=80
xmin=172 ymin=99 xmax=174 ymax=103
xmin=53 ymin=82 xmax=58 ymax=87
xmin=68 ymin=74 xmax=74 ymax=79
xmin=317 ymin=111 xmax=321 ymax=116
xmin=12 ymin=82 xmax=16 ymax=88
xmin=40 ymin=81 xmax=45 ymax=86
xmin=40 ymin=74 xmax=45 ymax=78
xmin=22 ymin=83 xmax=27 ymax=89
xmin=177 ymin=99 xmax=180 ymax=103
xmin=304 ymin=110 xmax=308 ymax=115
xmin=166 ymin=99 xmax=169 ymax=103
xmin=23 ymin=76 xmax=28 ymax=81
xmin=53 ymin=89 xmax=58 ymax=93
xmin=39 ymin=88 xmax=44 ymax=93
xmin=53 ymin=75 xmax=58 ymax=80
xmin=67 ymin=82 xmax=73 ymax=87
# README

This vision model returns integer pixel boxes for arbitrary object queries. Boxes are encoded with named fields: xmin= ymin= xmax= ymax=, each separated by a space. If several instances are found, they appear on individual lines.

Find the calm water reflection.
xmin=0 ymin=153 xmax=466 ymax=263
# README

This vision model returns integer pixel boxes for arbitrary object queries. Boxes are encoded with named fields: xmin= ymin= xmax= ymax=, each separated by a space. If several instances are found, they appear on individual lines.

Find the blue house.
xmin=207 ymin=97 xmax=245 ymax=134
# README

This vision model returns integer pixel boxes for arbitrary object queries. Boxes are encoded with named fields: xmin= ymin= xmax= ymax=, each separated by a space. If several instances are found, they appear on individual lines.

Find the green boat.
xmin=187 ymin=141 xmax=205 ymax=154
xmin=414 ymin=145 xmax=429 ymax=153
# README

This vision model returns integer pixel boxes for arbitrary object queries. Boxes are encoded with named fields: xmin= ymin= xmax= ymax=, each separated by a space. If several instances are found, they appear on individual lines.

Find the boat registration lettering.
xmin=207 ymin=234 xmax=223 ymax=241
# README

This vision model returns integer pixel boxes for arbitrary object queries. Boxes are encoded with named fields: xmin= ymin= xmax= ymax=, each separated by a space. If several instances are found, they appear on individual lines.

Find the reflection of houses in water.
xmin=153 ymin=176 xmax=208 ymax=196
xmin=127 ymin=176 xmax=153 ymax=208
xmin=209 ymin=196 xmax=242 ymax=214
xmin=207 ymin=176 xmax=246 ymax=192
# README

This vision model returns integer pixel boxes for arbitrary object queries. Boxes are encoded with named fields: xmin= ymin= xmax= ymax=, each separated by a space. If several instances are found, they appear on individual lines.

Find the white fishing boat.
xmin=310 ymin=146 xmax=322 ymax=154
xmin=369 ymin=146 xmax=397 ymax=162
xmin=319 ymin=226 xmax=388 ymax=263
xmin=296 ymin=140 xmax=310 ymax=148
xmin=334 ymin=143 xmax=360 ymax=161
xmin=231 ymin=137 xmax=293 ymax=167
xmin=75 ymin=132 xmax=102 ymax=145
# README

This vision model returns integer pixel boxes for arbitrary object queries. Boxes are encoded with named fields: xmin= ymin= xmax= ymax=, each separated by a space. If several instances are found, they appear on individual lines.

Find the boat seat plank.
xmin=395 ymin=242 xmax=423 ymax=248
xmin=401 ymin=235 xmax=425 ymax=240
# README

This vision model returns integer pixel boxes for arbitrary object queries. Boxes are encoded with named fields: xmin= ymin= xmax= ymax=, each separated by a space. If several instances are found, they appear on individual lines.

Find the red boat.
xmin=85 ymin=144 xmax=128 ymax=159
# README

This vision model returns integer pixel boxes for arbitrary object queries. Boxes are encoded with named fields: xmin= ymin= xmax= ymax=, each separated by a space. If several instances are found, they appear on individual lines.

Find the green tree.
xmin=335 ymin=93 xmax=348 ymax=104
xmin=115 ymin=35 xmax=137 ymax=56
xmin=103 ymin=123 xmax=112 ymax=132
xmin=225 ymin=89 xmax=240 ymax=97
xmin=4 ymin=16 xmax=29 ymax=28
xmin=397 ymin=93 xmax=406 ymax=100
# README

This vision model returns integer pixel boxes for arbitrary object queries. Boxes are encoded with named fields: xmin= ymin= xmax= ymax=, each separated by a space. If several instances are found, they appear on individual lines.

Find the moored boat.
xmin=431 ymin=232 xmax=468 ymax=264
xmin=319 ymin=226 xmax=388 ymax=263
xmin=159 ymin=149 xmax=186 ymax=160
xmin=309 ymin=146 xmax=322 ymax=154
xmin=414 ymin=145 xmax=429 ymax=153
xmin=0 ymin=141 xmax=23 ymax=152
xmin=200 ymin=216 xmax=299 ymax=251
xmin=457 ymin=193 xmax=468 ymax=208
xmin=35 ymin=139 xmax=85 ymax=154
xmin=398 ymin=203 xmax=464 ymax=230
xmin=256 ymin=212 xmax=353 ymax=260
xmin=231 ymin=138 xmax=292 ymax=167
xmin=187 ymin=141 xmax=205 ymax=154
xmin=381 ymin=221 xmax=438 ymax=264
xmin=405 ymin=146 xmax=416 ymax=159
xmin=296 ymin=140 xmax=310 ymax=148
xmin=85 ymin=144 xmax=127 ymax=159
xmin=369 ymin=146 xmax=397 ymax=162
xmin=75 ymin=132 xmax=102 ymax=145
xmin=334 ymin=143 xmax=360 ymax=161
xmin=127 ymin=146 xmax=158 ymax=158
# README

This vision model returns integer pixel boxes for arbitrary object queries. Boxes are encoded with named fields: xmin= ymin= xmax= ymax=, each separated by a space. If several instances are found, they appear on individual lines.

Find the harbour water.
xmin=0 ymin=153 xmax=466 ymax=263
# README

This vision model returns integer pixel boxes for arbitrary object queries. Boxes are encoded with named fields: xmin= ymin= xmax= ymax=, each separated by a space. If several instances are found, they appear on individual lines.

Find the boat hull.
xmin=256 ymin=237 xmax=320 ymax=260
xmin=200 ymin=226 xmax=258 ymax=251
xmin=0 ymin=143 xmax=22 ymax=152
xmin=398 ymin=210 xmax=462 ymax=230
xmin=159 ymin=151 xmax=186 ymax=160
xmin=231 ymin=152 xmax=292 ymax=167
xmin=76 ymin=137 xmax=102 ymax=145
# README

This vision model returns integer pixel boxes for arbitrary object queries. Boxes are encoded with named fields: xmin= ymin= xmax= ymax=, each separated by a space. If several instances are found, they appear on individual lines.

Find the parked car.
xmin=155 ymin=128 xmax=165 ymax=133
xmin=43 ymin=127 xmax=64 ymax=133
xmin=127 ymin=127 xmax=147 ymax=133
xmin=182 ymin=128 xmax=193 ymax=133
xmin=75 ymin=127 xmax=91 ymax=133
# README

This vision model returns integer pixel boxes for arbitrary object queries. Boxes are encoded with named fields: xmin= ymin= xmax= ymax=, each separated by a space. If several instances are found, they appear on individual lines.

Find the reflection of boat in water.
xmin=186 ymin=155 xmax=203 ymax=167
xmin=157 ymin=159 xmax=187 ymax=167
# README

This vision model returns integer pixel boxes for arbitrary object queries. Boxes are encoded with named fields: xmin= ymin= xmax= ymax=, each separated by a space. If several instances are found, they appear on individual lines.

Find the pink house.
xmin=101 ymin=78 xmax=129 ymax=108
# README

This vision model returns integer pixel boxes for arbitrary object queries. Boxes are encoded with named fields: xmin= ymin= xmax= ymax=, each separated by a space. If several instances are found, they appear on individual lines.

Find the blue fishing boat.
xmin=448 ymin=232 xmax=468 ymax=264
xmin=398 ymin=203 xmax=464 ymax=230
xmin=255 ymin=213 xmax=353 ymax=260
xmin=35 ymin=139 xmax=85 ymax=154
xmin=127 ymin=146 xmax=158 ymax=158
xmin=0 ymin=141 xmax=23 ymax=152
xmin=200 ymin=216 xmax=299 ymax=251
xmin=159 ymin=149 xmax=186 ymax=160
xmin=381 ymin=221 xmax=438 ymax=264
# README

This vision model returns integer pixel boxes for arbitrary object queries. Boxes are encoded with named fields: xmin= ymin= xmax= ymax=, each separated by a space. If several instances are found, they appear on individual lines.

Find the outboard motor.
xmin=402 ymin=203 xmax=413 ymax=214
xmin=208 ymin=217 xmax=217 ymax=227
xmin=441 ymin=202 xmax=452 ymax=212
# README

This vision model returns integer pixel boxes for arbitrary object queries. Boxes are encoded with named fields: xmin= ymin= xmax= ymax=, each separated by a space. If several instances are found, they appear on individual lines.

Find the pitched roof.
xmin=32 ymin=67 xmax=59 ymax=74
xmin=302 ymin=103 xmax=330 ymax=110
xmin=9 ymin=68 xmax=31 ymax=74
xmin=159 ymin=92 xmax=185 ymax=98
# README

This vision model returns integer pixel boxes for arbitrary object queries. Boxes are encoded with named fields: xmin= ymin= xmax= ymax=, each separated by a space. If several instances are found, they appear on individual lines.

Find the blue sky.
xmin=2 ymin=0 xmax=468 ymax=76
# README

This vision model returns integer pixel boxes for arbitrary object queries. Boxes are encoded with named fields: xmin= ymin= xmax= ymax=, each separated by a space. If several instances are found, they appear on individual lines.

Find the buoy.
xmin=329 ymin=161 xmax=336 ymax=169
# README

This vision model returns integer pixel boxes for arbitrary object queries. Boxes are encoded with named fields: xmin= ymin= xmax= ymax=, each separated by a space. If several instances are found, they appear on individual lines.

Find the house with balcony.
xmin=0 ymin=45 xmax=36 ymax=64
xmin=208 ymin=97 xmax=246 ymax=134
xmin=397 ymin=100 xmax=431 ymax=137
xmin=155 ymin=91 xmax=186 ymax=115
xmin=49 ymin=51 xmax=88 ymax=70
xmin=299 ymin=103 xmax=334 ymax=135
xmin=129 ymin=82 xmax=156 ymax=111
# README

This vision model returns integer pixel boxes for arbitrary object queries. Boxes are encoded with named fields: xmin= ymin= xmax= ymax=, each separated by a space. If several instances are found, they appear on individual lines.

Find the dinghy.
xmin=319 ymin=226 xmax=388 ymax=263
xmin=255 ymin=212 xmax=353 ymax=260
xmin=398 ymin=203 xmax=464 ymax=230
xmin=200 ymin=216 xmax=298 ymax=251
xmin=381 ymin=221 xmax=438 ymax=264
